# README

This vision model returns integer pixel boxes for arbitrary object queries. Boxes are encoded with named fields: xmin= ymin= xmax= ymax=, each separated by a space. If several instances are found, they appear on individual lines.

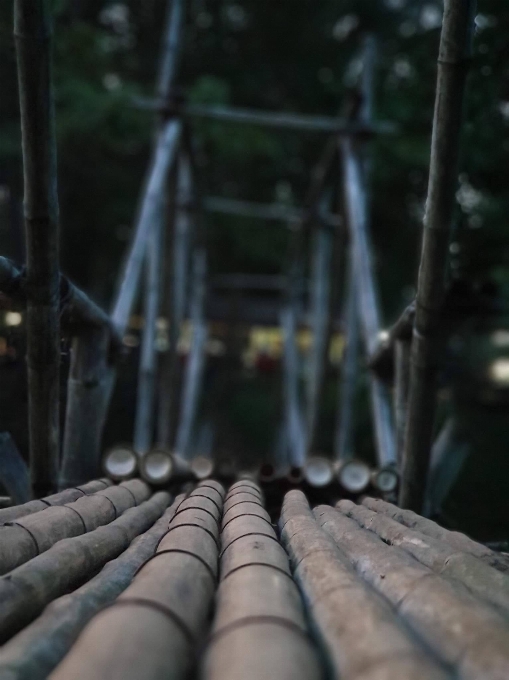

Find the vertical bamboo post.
xmin=14 ymin=0 xmax=60 ymax=497
xmin=400 ymin=0 xmax=476 ymax=511
xmin=280 ymin=305 xmax=306 ymax=468
xmin=334 ymin=258 xmax=359 ymax=461
xmin=393 ymin=338 xmax=410 ymax=465
xmin=174 ymin=249 xmax=207 ymax=459
xmin=157 ymin=152 xmax=192 ymax=447
xmin=305 ymin=196 xmax=333 ymax=452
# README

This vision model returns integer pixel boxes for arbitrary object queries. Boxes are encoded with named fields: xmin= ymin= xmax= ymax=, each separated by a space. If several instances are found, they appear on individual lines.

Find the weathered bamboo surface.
xmin=280 ymin=491 xmax=450 ymax=680
xmin=0 ymin=478 xmax=112 ymax=524
xmin=0 ymin=490 xmax=169 ymax=643
xmin=0 ymin=494 xmax=185 ymax=680
xmin=338 ymin=499 xmax=509 ymax=616
xmin=362 ymin=497 xmax=509 ymax=572
xmin=202 ymin=482 xmax=322 ymax=680
xmin=0 ymin=479 xmax=150 ymax=575
xmin=51 ymin=482 xmax=224 ymax=680
xmin=316 ymin=503 xmax=509 ymax=680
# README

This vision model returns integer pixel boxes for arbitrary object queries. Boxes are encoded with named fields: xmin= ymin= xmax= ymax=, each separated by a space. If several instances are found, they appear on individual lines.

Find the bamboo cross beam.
xmin=315 ymin=504 xmax=509 ymax=680
xmin=400 ymin=0 xmax=476 ymax=512
xmin=14 ymin=0 xmax=60 ymax=497
xmin=134 ymin=98 xmax=397 ymax=135
xmin=203 ymin=196 xmax=342 ymax=227
xmin=0 ymin=491 xmax=170 ymax=644
xmin=279 ymin=492 xmax=449 ymax=680
xmin=0 ymin=496 xmax=182 ymax=680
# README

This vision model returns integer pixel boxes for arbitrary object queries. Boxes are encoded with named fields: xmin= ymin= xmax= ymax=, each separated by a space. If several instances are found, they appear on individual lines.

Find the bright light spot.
xmin=332 ymin=15 xmax=359 ymax=41
xmin=378 ymin=329 xmax=390 ymax=343
xmin=499 ymin=102 xmax=509 ymax=121
xmin=489 ymin=359 xmax=509 ymax=385
xmin=103 ymin=73 xmax=122 ymax=91
xmin=420 ymin=5 xmax=442 ymax=30
xmin=475 ymin=14 xmax=497 ymax=32
xmin=456 ymin=176 xmax=483 ymax=213
xmin=491 ymin=330 xmax=509 ymax=348
xmin=393 ymin=58 xmax=412 ymax=79
xmin=449 ymin=242 xmax=461 ymax=255
xmin=5 ymin=312 xmax=22 ymax=327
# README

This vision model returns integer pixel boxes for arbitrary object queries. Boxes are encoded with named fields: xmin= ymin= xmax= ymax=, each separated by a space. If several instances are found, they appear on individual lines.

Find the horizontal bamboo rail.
xmin=0 ymin=491 xmax=170 ymax=643
xmin=315 ymin=504 xmax=509 ymax=680
xmin=0 ymin=494 xmax=185 ymax=680
xmin=280 ymin=491 xmax=449 ymax=680
xmin=203 ymin=196 xmax=341 ymax=227
xmin=0 ymin=479 xmax=150 ymax=575
xmin=0 ymin=478 xmax=111 ymax=524
xmin=202 ymin=483 xmax=321 ymax=680
xmin=361 ymin=497 xmax=509 ymax=572
xmin=338 ymin=499 xmax=509 ymax=616
xmin=134 ymin=98 xmax=397 ymax=134
xmin=51 ymin=484 xmax=224 ymax=680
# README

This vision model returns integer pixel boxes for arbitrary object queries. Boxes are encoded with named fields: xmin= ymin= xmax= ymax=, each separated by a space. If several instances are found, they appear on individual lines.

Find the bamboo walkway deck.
xmin=0 ymin=479 xmax=508 ymax=680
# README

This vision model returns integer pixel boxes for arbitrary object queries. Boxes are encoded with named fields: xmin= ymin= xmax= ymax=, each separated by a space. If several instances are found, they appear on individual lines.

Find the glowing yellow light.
xmin=489 ymin=359 xmax=509 ymax=386
xmin=5 ymin=312 xmax=22 ymax=327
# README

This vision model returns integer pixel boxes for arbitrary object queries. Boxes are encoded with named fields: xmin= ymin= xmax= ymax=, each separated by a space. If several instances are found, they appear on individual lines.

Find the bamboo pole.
xmin=202 ymin=483 xmax=322 ymax=680
xmin=203 ymin=196 xmax=341 ymax=227
xmin=0 ymin=495 xmax=184 ymax=680
xmin=50 ymin=485 xmax=223 ymax=680
xmin=174 ymin=249 xmax=208 ymax=459
xmin=139 ymin=448 xmax=191 ymax=485
xmin=157 ymin=153 xmax=193 ymax=448
xmin=334 ymin=259 xmax=359 ymax=462
xmin=315 ymin=504 xmax=509 ymax=680
xmin=102 ymin=445 xmax=138 ymax=482
xmin=280 ymin=492 xmax=450 ymax=680
xmin=0 ymin=432 xmax=30 ymax=504
xmin=135 ymin=98 xmax=397 ymax=135
xmin=394 ymin=338 xmax=411 ymax=464
xmin=367 ymin=301 xmax=414 ymax=379
xmin=0 ymin=491 xmax=170 ymax=643
xmin=400 ymin=0 xmax=476 ymax=512
xmin=0 ymin=479 xmax=150 ymax=575
xmin=338 ymin=499 xmax=509 ymax=618
xmin=14 ymin=0 xmax=60 ymax=497
xmin=156 ymin=0 xmax=185 ymax=101
xmin=361 ymin=496 xmax=509 ymax=573
xmin=0 ymin=478 xmax=111 ymax=524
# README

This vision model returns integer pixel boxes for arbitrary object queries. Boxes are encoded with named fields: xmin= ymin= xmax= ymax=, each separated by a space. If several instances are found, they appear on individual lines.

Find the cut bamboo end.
xmin=102 ymin=446 xmax=138 ymax=482
xmin=139 ymin=449 xmax=174 ymax=485
xmin=335 ymin=459 xmax=371 ymax=493
xmin=372 ymin=466 xmax=399 ymax=493
xmin=190 ymin=455 xmax=214 ymax=480
xmin=304 ymin=456 xmax=334 ymax=487
xmin=287 ymin=466 xmax=304 ymax=484
xmin=258 ymin=462 xmax=277 ymax=482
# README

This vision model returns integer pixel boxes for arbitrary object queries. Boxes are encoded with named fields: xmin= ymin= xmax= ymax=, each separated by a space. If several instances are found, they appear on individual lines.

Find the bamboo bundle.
xmin=280 ymin=492 xmax=450 ymax=680
xmin=338 ymin=499 xmax=509 ymax=616
xmin=0 ymin=479 xmax=150 ymax=575
xmin=315 ymin=504 xmax=509 ymax=680
xmin=102 ymin=446 xmax=138 ymax=482
xmin=0 ymin=491 xmax=169 ymax=643
xmin=202 ymin=483 xmax=321 ymax=680
xmin=50 ymin=484 xmax=224 ymax=680
xmin=362 ymin=497 xmax=509 ymax=572
xmin=400 ymin=0 xmax=476 ymax=511
xmin=14 ymin=0 xmax=60 ymax=497
xmin=0 ymin=478 xmax=111 ymax=524
xmin=0 ymin=494 xmax=186 ymax=680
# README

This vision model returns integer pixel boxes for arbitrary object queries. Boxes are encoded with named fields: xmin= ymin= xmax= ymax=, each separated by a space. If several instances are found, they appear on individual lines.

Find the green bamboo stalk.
xmin=400 ymin=0 xmax=476 ymax=511
xmin=14 ymin=0 xmax=60 ymax=497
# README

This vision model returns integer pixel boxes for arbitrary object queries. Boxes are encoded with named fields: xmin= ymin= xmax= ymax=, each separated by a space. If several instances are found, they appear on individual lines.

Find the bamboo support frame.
xmin=0 ymin=432 xmax=30 ymax=505
xmin=0 ymin=479 xmax=150 ymax=575
xmin=202 ymin=483 xmax=321 ymax=680
xmin=14 ymin=0 xmax=60 ymax=497
xmin=393 ymin=338 xmax=411 ymax=464
xmin=51 ymin=485 xmax=223 ymax=680
xmin=338 ymin=499 xmax=509 ymax=618
xmin=400 ymin=0 xmax=476 ymax=511
xmin=0 ymin=495 xmax=184 ymax=680
xmin=0 ymin=478 xmax=111 ymax=524
xmin=362 ymin=496 xmax=509 ymax=573
xmin=316 ymin=504 xmax=509 ymax=680
xmin=0 ymin=491 xmax=170 ymax=643
xmin=280 ymin=491 xmax=449 ymax=680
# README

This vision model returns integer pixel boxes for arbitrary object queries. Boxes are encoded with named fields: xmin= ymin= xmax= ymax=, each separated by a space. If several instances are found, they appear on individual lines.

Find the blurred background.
xmin=0 ymin=0 xmax=508 ymax=539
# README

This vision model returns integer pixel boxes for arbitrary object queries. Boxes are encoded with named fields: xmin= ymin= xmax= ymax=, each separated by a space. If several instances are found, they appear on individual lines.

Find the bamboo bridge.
xmin=1 ymin=0 xmax=508 ymax=678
